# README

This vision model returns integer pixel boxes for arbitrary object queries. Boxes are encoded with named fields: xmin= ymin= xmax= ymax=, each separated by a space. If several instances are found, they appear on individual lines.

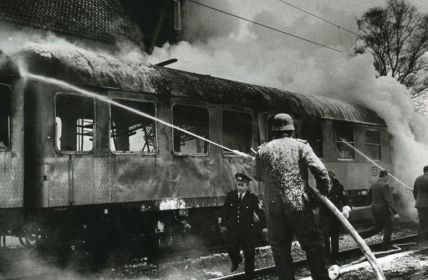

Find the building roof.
xmin=0 ymin=0 xmax=138 ymax=43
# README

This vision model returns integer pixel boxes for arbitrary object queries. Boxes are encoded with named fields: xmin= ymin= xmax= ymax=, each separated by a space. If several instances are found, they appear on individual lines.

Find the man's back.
xmin=254 ymin=137 xmax=329 ymax=212
xmin=359 ymin=172 xmax=398 ymax=247
xmin=371 ymin=179 xmax=396 ymax=213
xmin=414 ymin=174 xmax=428 ymax=208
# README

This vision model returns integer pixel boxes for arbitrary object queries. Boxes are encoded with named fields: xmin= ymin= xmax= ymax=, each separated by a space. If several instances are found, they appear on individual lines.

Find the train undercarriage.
xmin=0 ymin=204 xmax=230 ymax=266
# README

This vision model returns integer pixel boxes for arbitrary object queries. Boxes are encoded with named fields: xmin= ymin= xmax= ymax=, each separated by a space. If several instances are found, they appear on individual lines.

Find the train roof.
xmin=14 ymin=44 xmax=384 ymax=126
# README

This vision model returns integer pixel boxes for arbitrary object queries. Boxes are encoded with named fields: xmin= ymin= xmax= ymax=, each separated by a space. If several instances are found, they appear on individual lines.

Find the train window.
xmin=335 ymin=122 xmax=355 ymax=160
xmin=0 ymin=85 xmax=10 ymax=149
xmin=173 ymin=104 xmax=209 ymax=155
xmin=222 ymin=111 xmax=252 ymax=155
xmin=301 ymin=121 xmax=323 ymax=157
xmin=366 ymin=130 xmax=381 ymax=160
xmin=55 ymin=94 xmax=95 ymax=152
xmin=110 ymin=99 xmax=156 ymax=153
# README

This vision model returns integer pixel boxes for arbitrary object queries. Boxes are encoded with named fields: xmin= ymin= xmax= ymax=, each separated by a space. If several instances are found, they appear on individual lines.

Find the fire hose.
xmin=307 ymin=184 xmax=386 ymax=280
xmin=23 ymin=71 xmax=386 ymax=279
xmin=247 ymin=147 xmax=385 ymax=279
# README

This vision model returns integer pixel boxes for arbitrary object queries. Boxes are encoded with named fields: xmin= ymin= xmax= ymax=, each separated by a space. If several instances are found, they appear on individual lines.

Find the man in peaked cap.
xmin=254 ymin=113 xmax=331 ymax=280
xmin=222 ymin=172 xmax=265 ymax=280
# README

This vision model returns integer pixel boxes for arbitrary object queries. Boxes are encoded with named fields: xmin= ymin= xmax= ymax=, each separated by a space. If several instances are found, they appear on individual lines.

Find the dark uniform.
xmin=320 ymin=173 xmax=350 ymax=264
xmin=223 ymin=173 xmax=264 ymax=280
xmin=359 ymin=172 xmax=398 ymax=247
xmin=254 ymin=113 xmax=330 ymax=280
xmin=413 ymin=167 xmax=428 ymax=245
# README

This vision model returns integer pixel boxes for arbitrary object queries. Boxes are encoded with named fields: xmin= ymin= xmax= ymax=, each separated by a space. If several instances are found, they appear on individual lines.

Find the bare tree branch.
xmin=357 ymin=0 xmax=428 ymax=96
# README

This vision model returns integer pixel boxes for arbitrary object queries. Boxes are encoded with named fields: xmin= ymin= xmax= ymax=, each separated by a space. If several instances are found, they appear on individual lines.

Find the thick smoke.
xmin=0 ymin=1 xmax=425 ymax=278
xmin=148 ymin=0 xmax=428 ymax=220
xmin=295 ymin=51 xmax=428 ymax=220
xmin=0 ymin=0 xmax=425 ymax=226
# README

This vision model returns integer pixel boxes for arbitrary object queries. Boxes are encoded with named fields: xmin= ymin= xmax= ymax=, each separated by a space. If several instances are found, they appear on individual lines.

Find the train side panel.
xmin=0 ymin=82 xmax=24 ymax=209
xmin=322 ymin=120 xmax=391 ymax=222
xmin=30 ymin=87 xmax=257 ymax=209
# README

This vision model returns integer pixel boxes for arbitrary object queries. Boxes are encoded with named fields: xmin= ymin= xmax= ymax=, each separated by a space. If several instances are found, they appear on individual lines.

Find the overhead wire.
xmin=186 ymin=0 xmax=344 ymax=54
xmin=276 ymin=0 xmax=359 ymax=36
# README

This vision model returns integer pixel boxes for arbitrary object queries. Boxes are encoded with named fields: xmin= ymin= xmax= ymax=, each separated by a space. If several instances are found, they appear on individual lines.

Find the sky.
xmin=0 ymin=0 xmax=426 ymax=217
xmin=147 ymin=0 xmax=428 ymax=92
xmin=144 ymin=0 xmax=428 ymax=218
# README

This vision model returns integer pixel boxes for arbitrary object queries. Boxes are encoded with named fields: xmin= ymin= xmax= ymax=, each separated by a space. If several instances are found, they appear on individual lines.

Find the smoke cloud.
xmin=147 ymin=0 xmax=428 ymax=220
xmin=0 ymin=0 xmax=425 ymax=221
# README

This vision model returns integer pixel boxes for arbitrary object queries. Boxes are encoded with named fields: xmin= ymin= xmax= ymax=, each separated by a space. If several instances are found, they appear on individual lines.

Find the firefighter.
xmin=254 ymin=113 xmax=331 ymax=280
xmin=413 ymin=165 xmax=428 ymax=246
xmin=359 ymin=170 xmax=399 ymax=249
xmin=222 ymin=172 xmax=265 ymax=280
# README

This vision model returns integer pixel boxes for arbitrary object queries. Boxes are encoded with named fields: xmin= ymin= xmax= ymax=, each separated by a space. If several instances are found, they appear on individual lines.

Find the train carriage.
xmin=0 ymin=44 xmax=391 ymax=255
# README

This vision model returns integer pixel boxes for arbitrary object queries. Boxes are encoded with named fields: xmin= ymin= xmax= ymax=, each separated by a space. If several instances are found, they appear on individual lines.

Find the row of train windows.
xmin=0 ymin=90 xmax=381 ymax=161
xmin=54 ymin=94 xmax=382 ymax=160
xmin=55 ymin=94 xmax=252 ymax=155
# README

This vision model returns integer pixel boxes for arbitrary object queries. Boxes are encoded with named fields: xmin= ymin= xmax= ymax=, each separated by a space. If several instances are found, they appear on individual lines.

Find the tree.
xmin=356 ymin=0 xmax=428 ymax=95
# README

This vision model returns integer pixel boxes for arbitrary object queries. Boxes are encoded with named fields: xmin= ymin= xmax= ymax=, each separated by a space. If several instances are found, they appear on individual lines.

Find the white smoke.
xmin=147 ymin=0 xmax=428 ymax=220
xmin=0 ymin=0 xmax=425 ymax=220
xmin=294 ymin=51 xmax=428 ymax=220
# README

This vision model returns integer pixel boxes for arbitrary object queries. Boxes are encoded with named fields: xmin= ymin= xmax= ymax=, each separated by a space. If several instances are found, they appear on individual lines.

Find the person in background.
xmin=221 ymin=172 xmax=265 ymax=280
xmin=413 ymin=165 xmax=428 ymax=246
xmin=359 ymin=170 xmax=399 ymax=249
xmin=254 ymin=113 xmax=331 ymax=280
xmin=319 ymin=170 xmax=351 ymax=264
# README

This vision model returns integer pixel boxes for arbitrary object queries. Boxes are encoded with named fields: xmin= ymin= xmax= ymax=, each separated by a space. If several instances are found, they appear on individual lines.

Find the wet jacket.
xmin=414 ymin=174 xmax=428 ymax=208
xmin=223 ymin=190 xmax=265 ymax=232
xmin=254 ymin=137 xmax=330 ymax=212
xmin=370 ymin=178 xmax=397 ymax=214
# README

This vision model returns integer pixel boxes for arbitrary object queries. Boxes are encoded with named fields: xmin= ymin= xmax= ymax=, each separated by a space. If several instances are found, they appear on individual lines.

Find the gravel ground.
xmin=0 ymin=222 xmax=418 ymax=280
xmin=119 ymin=222 xmax=417 ymax=280
xmin=337 ymin=248 xmax=428 ymax=280
xmin=24 ymin=222 xmax=415 ymax=280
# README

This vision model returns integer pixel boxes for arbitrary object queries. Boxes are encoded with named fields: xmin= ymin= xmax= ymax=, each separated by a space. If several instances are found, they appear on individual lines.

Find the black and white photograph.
xmin=0 ymin=0 xmax=427 ymax=279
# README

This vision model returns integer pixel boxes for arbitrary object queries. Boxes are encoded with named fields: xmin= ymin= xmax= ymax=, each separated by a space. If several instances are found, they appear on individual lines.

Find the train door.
xmin=108 ymin=94 xmax=158 ymax=203
xmin=221 ymin=106 xmax=256 ymax=193
xmin=50 ymin=92 xmax=110 ymax=206
xmin=0 ymin=82 xmax=24 ymax=221
xmin=170 ymin=102 xmax=211 ymax=199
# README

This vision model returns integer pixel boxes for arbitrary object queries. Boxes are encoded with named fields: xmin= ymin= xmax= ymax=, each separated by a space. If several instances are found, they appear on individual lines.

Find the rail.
xmin=211 ymin=234 xmax=417 ymax=280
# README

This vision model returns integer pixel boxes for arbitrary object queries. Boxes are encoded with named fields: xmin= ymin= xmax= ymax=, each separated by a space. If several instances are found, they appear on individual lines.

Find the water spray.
xmin=22 ymin=72 xmax=254 ymax=160
xmin=22 ymin=71 xmax=385 ymax=280
xmin=339 ymin=138 xmax=413 ymax=192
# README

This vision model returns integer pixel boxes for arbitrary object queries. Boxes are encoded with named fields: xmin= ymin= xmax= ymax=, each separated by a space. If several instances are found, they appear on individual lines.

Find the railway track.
xmin=0 ymin=231 xmax=418 ymax=280
xmin=212 ymin=234 xmax=418 ymax=280
xmin=0 ymin=273 xmax=47 ymax=280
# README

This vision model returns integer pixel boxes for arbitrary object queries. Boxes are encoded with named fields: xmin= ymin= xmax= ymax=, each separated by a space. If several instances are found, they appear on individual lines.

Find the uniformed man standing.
xmin=320 ymin=170 xmax=351 ymax=264
xmin=222 ymin=173 xmax=264 ymax=280
xmin=413 ymin=165 xmax=428 ymax=246
xmin=359 ymin=170 xmax=399 ymax=249
xmin=254 ymin=113 xmax=331 ymax=280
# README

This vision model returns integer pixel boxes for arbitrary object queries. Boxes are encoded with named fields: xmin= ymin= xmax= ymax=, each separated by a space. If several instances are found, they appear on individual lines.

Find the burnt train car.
xmin=0 ymin=44 xmax=391 ymax=256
